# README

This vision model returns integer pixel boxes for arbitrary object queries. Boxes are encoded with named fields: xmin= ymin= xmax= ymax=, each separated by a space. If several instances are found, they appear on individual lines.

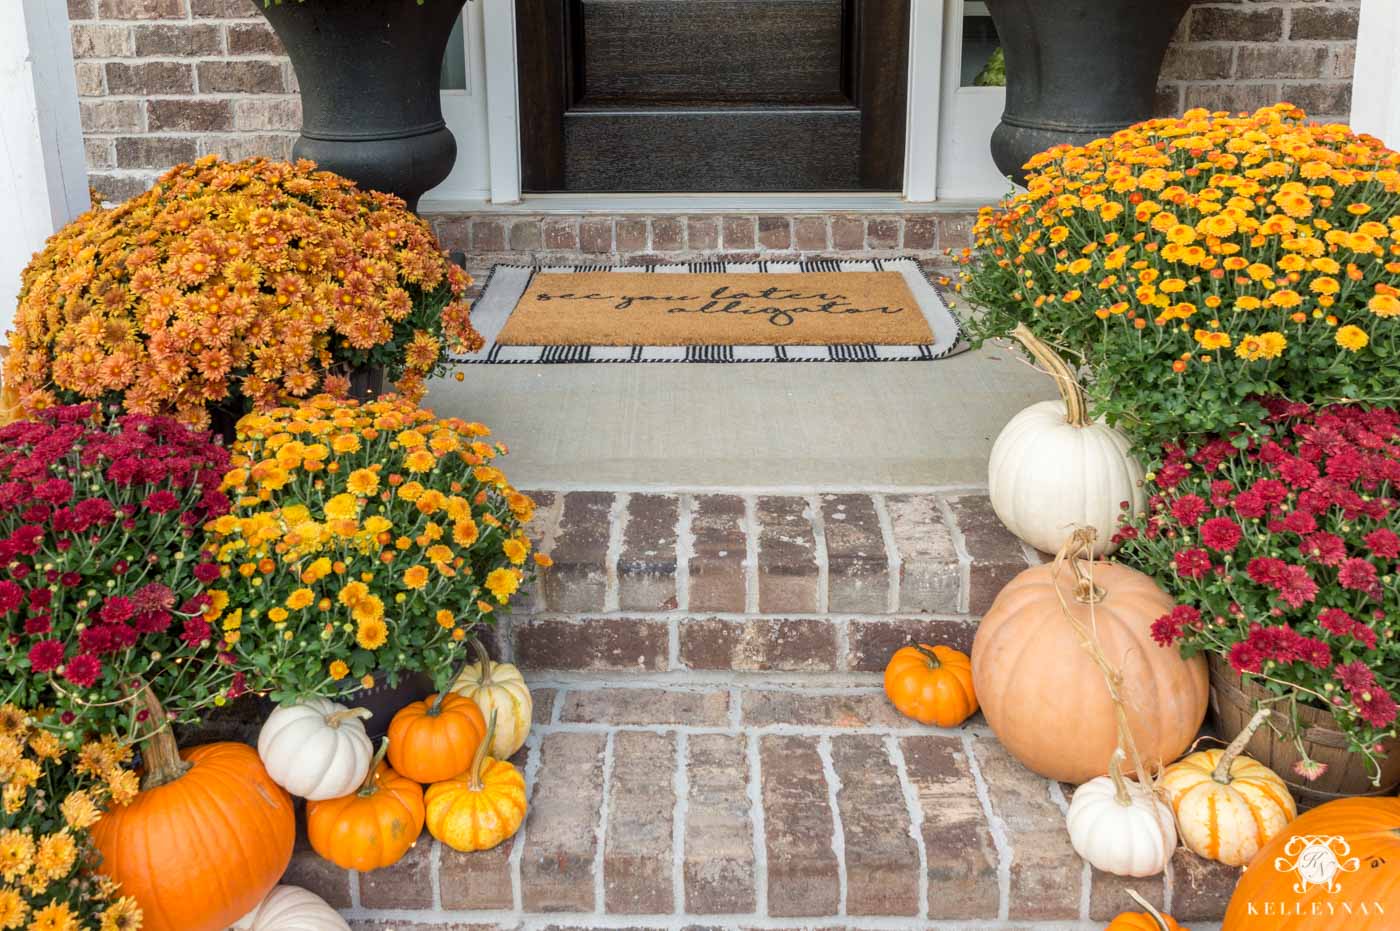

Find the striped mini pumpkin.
xmin=1161 ymin=744 xmax=1296 ymax=866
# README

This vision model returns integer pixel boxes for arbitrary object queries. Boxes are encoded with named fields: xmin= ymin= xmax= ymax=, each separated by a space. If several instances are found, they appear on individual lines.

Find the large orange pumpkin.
xmin=1223 ymin=797 xmax=1400 ymax=930
xmin=971 ymin=540 xmax=1208 ymax=783
xmin=386 ymin=691 xmax=486 ymax=783
xmin=307 ymin=742 xmax=426 ymax=872
xmin=92 ymin=695 xmax=295 ymax=931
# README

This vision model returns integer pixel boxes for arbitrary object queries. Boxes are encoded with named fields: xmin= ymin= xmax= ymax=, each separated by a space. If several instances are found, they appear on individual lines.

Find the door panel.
xmin=517 ymin=0 xmax=909 ymax=193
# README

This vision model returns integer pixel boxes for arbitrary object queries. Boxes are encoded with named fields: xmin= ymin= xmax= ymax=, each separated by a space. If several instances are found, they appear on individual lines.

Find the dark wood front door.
xmin=516 ymin=0 xmax=910 ymax=193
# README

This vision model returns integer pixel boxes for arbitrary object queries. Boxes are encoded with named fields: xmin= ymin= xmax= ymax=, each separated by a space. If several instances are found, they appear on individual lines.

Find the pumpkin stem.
xmin=467 ymin=710 xmax=497 ymax=793
xmin=136 ymin=685 xmax=191 ymax=790
xmin=911 ymin=643 xmax=943 ymax=669
xmin=1107 ymin=747 xmax=1135 ymax=807
xmin=1011 ymin=323 xmax=1091 ymax=428
xmin=1213 ymin=706 xmax=1271 ymax=785
xmin=1125 ymin=889 xmax=1172 ymax=931
xmin=1062 ymin=528 xmax=1106 ymax=604
xmin=326 ymin=706 xmax=373 ymax=730
xmin=471 ymin=637 xmax=495 ymax=688
xmin=358 ymin=738 xmax=391 ymax=797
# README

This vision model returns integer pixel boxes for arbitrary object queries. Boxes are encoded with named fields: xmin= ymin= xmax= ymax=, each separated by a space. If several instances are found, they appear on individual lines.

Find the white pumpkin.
xmin=452 ymin=638 xmax=532 ymax=758
xmin=230 ymin=885 xmax=349 ymax=931
xmin=1066 ymin=749 xmax=1176 ymax=877
xmin=988 ymin=324 xmax=1145 ymax=557
xmin=257 ymin=699 xmax=374 ymax=801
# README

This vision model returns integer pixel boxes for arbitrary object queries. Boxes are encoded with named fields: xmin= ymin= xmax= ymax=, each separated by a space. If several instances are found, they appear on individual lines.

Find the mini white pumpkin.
xmin=988 ymin=324 xmax=1145 ymax=557
xmin=452 ymin=638 xmax=533 ymax=758
xmin=1066 ymin=748 xmax=1176 ymax=877
xmin=230 ymin=885 xmax=349 ymax=931
xmin=257 ymin=699 xmax=373 ymax=801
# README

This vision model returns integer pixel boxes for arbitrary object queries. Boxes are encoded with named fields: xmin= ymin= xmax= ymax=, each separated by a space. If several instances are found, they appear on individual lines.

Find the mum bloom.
xmin=1335 ymin=325 xmax=1370 ymax=351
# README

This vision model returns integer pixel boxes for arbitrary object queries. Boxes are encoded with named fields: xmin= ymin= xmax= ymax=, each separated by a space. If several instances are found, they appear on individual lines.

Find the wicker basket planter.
xmin=1208 ymin=653 xmax=1400 ymax=809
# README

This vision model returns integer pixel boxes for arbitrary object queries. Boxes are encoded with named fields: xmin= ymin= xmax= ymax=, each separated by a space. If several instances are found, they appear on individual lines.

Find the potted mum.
xmin=5 ymin=157 xmax=482 ymax=435
xmin=961 ymin=104 xmax=1400 ymax=448
xmin=0 ymin=405 xmax=238 ymax=744
xmin=204 ymin=395 xmax=547 ymax=735
xmin=1117 ymin=403 xmax=1400 ymax=806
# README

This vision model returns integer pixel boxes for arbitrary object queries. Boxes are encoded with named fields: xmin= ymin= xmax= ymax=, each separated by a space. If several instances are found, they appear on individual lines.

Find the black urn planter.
xmin=985 ymin=0 xmax=1190 ymax=185
xmin=258 ymin=0 xmax=469 ymax=211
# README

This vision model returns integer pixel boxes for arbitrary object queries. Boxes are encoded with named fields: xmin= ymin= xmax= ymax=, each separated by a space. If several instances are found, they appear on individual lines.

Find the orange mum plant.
xmin=961 ymin=104 xmax=1400 ymax=446
xmin=6 ymin=157 xmax=482 ymax=428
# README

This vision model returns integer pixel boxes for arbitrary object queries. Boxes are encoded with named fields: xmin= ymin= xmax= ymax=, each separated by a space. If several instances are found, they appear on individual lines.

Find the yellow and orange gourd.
xmin=425 ymin=712 xmax=528 ymax=852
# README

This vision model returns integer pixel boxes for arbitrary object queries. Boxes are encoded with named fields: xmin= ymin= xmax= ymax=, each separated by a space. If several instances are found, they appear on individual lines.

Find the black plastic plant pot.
xmin=258 ymin=0 xmax=469 ymax=211
xmin=344 ymin=669 xmax=435 ymax=740
xmin=984 ymin=0 xmax=1191 ymax=185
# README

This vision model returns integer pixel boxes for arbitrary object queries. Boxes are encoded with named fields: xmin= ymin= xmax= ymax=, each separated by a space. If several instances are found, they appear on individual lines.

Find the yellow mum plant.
xmin=203 ymin=395 xmax=547 ymax=704
xmin=6 ymin=157 xmax=483 ymax=428
xmin=0 ymin=704 xmax=143 ymax=931
xmin=961 ymin=104 xmax=1400 ymax=445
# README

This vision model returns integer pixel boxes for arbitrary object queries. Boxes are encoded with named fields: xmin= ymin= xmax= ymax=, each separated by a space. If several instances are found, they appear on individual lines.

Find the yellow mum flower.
xmin=302 ymin=556 xmax=333 ymax=584
xmin=338 ymin=580 xmax=369 ymax=607
xmin=347 ymin=468 xmax=379 ymax=495
xmin=34 ymin=830 xmax=77 ymax=880
xmin=503 ymin=538 xmax=528 ymax=565
xmin=453 ymin=519 xmax=479 ymax=547
xmin=324 ymin=493 xmax=360 ymax=521
xmin=533 ymin=552 xmax=554 ymax=568
xmin=402 ymin=565 xmax=430 ymax=589
xmin=396 ymin=429 xmax=425 ymax=449
xmin=364 ymin=515 xmax=392 ymax=535
xmin=98 ymin=896 xmax=142 ymax=931
xmin=485 ymin=567 xmax=520 ymax=603
xmin=1235 ymin=332 xmax=1287 ymax=361
xmin=1370 ymin=293 xmax=1400 ymax=317
xmin=405 ymin=449 xmax=437 ymax=473
xmin=331 ymin=433 xmax=361 ymax=454
xmin=356 ymin=616 xmax=389 ymax=650
xmin=435 ymin=609 xmax=455 ymax=629
xmin=60 ymin=791 xmax=101 ymax=831
xmin=329 ymin=660 xmax=350 ymax=680
xmin=1267 ymin=289 xmax=1302 ymax=309
xmin=26 ymin=901 xmax=79 ymax=931
xmin=352 ymin=594 xmax=385 ymax=624
xmin=1193 ymin=329 xmax=1232 ymax=351
xmin=0 ymin=888 xmax=27 ymax=929
xmin=1336 ymin=325 xmax=1369 ymax=351
xmin=286 ymin=587 xmax=316 ymax=610
xmin=0 ymin=828 xmax=35 ymax=881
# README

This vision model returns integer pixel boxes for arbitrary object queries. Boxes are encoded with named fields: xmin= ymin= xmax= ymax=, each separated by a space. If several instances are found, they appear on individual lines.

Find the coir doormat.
xmin=453 ymin=258 xmax=963 ymax=364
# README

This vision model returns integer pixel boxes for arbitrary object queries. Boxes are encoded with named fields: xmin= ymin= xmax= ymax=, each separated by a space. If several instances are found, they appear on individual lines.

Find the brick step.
xmin=500 ymin=489 xmax=1038 ymax=673
xmin=290 ymin=677 xmax=1239 ymax=930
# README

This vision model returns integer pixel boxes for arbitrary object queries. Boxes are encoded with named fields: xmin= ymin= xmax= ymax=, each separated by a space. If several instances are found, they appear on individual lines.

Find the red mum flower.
xmin=1174 ymin=548 xmax=1214 ymax=580
xmin=1170 ymin=494 xmax=1207 ymax=526
xmin=1338 ymin=557 xmax=1380 ymax=595
xmin=1201 ymin=516 xmax=1244 ymax=553
xmin=27 ymin=639 xmax=65 ymax=672
xmin=1364 ymin=528 xmax=1400 ymax=559
xmin=62 ymin=652 xmax=102 ymax=687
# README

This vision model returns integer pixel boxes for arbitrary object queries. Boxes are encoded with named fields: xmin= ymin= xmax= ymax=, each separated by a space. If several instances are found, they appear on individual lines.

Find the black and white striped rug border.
xmin=449 ymin=257 xmax=967 ymax=366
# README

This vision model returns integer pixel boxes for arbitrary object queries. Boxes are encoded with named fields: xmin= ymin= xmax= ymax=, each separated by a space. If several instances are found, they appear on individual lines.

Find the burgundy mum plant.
xmin=1116 ymin=402 xmax=1399 ymax=780
xmin=0 ymin=405 xmax=240 ymax=744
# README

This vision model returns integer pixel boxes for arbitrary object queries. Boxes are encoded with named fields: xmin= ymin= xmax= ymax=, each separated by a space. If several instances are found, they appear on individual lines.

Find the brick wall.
xmin=69 ymin=0 xmax=1360 ymax=202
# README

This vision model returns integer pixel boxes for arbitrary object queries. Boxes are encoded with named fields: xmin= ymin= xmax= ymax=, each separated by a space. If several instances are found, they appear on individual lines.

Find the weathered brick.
xmin=1189 ymin=6 xmax=1282 ymax=42
xmin=542 ymin=218 xmax=580 ymax=251
xmin=1170 ymin=848 xmax=1241 ymax=921
xmin=470 ymin=218 xmax=505 ymax=252
xmin=1089 ymin=869 xmax=1166 ymax=922
xmin=760 ymin=735 xmax=840 ymax=917
xmin=970 ymin=736 xmax=1081 ymax=920
xmin=652 ymin=217 xmax=685 ymax=252
xmin=946 ymin=495 xmax=1027 ymax=614
xmin=279 ymin=841 xmax=352 ymax=909
xmin=1282 ymin=81 xmax=1352 ymax=117
xmin=755 ymin=496 xmax=818 ymax=614
xmin=831 ymin=216 xmax=865 ymax=251
xmin=900 ymin=735 xmax=1000 ymax=919
xmin=1291 ymin=6 xmax=1359 ymax=41
xmin=68 ymin=0 xmax=95 ymax=20
xmin=70 ymin=24 xmax=132 ymax=58
xmin=233 ymin=98 xmax=301 ymax=131
xmin=742 ymin=690 xmax=908 ymax=729
xmin=866 ymin=218 xmax=900 ymax=249
xmin=845 ymin=617 xmax=979 ymax=672
xmin=903 ymin=216 xmax=937 ymax=251
xmin=74 ymin=63 xmax=105 ymax=98
xmin=132 ymin=23 xmax=223 ymax=57
xmin=190 ymin=0 xmax=259 ymax=15
xmin=115 ymin=135 xmax=198 ymax=170
xmin=1160 ymin=45 xmax=1235 ymax=82
xmin=531 ymin=688 xmax=557 ymax=725
xmin=618 ymin=494 xmax=678 ymax=611
xmin=89 ymin=173 xmax=155 ymax=202
xmin=350 ymin=924 xmax=499 ymax=931
xmin=684 ymin=734 xmax=755 ymax=914
xmin=580 ymin=218 xmax=613 ymax=254
xmin=513 ymin=617 xmax=667 ymax=672
xmin=687 ymin=217 xmax=719 ymax=251
xmin=758 ymin=216 xmax=791 ymax=250
xmin=937 ymin=214 xmax=975 ymax=251
xmin=541 ymin=492 xmax=613 ymax=613
xmin=226 ymin=21 xmax=284 ymax=55
xmin=148 ymin=98 xmax=232 ymax=132
xmin=508 ymin=218 xmax=543 ymax=251
xmin=688 ymin=494 xmax=748 ymax=613
xmin=721 ymin=216 xmax=756 ymax=250
xmin=679 ymin=617 xmax=837 ymax=672
xmin=820 ymin=494 xmax=889 ymax=613
xmin=885 ymin=494 xmax=961 ymax=614
xmin=105 ymin=62 xmax=193 ymax=96
xmin=830 ymin=735 xmax=918 ymax=916
xmin=1236 ymin=45 xmax=1329 ymax=80
xmin=793 ymin=216 xmax=828 ymax=251
xmin=1330 ymin=45 xmax=1357 ymax=80
xmin=84 ymin=139 xmax=115 ymax=172
xmin=521 ymin=732 xmax=606 ymax=912
xmin=99 ymin=0 xmax=187 ymax=18
xmin=198 ymin=59 xmax=287 ymax=94
xmin=616 ymin=218 xmax=648 ymax=253
xmin=561 ymin=688 xmax=729 ymax=727
xmin=605 ymin=731 xmax=676 ymax=914
xmin=440 ymin=823 xmax=518 ymax=910
xmin=357 ymin=834 xmax=434 ymax=909
xmin=1184 ymin=82 xmax=1284 ymax=115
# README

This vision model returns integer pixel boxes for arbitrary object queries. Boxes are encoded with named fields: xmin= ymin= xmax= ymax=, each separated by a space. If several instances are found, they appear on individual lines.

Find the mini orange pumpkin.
xmin=883 ymin=643 xmax=978 ymax=727
xmin=425 ymin=712 xmax=528 ymax=852
xmin=387 ymin=691 xmax=486 ymax=783
xmin=1107 ymin=890 xmax=1188 ymax=930
xmin=306 ymin=740 xmax=426 ymax=872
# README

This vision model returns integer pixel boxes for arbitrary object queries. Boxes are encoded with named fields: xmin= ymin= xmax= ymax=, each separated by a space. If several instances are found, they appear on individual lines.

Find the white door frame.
xmin=1351 ymin=0 xmax=1400 ymax=143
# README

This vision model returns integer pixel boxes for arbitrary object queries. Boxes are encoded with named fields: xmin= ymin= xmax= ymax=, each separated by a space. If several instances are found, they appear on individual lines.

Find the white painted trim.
xmin=482 ymin=0 xmax=523 ymax=204
xmin=1351 ymin=0 xmax=1400 ymax=144
xmin=903 ymin=0 xmax=945 ymax=202
xmin=1 ymin=0 xmax=89 ymax=338
xmin=419 ymin=191 xmax=988 ymax=215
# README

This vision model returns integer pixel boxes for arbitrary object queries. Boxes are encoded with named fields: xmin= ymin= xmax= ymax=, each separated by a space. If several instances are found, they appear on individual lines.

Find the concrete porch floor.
xmin=425 ymin=344 xmax=1054 ymax=489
